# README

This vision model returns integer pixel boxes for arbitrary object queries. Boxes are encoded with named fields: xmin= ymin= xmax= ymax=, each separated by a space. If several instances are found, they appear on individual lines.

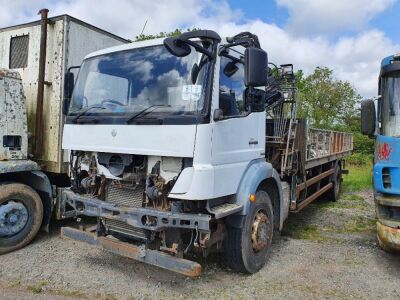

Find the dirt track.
xmin=1 ymin=189 xmax=400 ymax=299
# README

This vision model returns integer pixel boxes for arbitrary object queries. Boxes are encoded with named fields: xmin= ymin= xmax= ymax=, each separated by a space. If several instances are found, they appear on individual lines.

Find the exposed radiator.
xmin=104 ymin=183 xmax=147 ymax=240
xmin=106 ymin=183 xmax=144 ymax=208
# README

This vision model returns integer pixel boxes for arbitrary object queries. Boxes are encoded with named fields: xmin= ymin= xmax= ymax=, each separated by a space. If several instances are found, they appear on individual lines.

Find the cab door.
xmin=211 ymin=50 xmax=265 ymax=195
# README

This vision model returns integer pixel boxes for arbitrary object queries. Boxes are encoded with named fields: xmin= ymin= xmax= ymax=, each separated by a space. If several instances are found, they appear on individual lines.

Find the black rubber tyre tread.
xmin=0 ymin=183 xmax=43 ymax=254
xmin=327 ymin=164 xmax=342 ymax=202
xmin=224 ymin=190 xmax=273 ymax=273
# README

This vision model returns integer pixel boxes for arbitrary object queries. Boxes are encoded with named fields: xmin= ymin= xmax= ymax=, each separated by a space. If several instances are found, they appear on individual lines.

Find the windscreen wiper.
xmin=125 ymin=105 xmax=169 ymax=124
xmin=71 ymin=105 xmax=105 ymax=123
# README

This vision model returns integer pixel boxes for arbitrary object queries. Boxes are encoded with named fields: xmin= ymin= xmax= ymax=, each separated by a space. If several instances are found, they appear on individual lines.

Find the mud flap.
xmin=61 ymin=227 xmax=202 ymax=277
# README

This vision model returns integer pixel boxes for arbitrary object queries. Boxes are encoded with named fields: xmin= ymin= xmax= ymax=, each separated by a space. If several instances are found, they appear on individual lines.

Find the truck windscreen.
xmin=67 ymin=44 xmax=210 ymax=124
xmin=382 ymin=73 xmax=400 ymax=137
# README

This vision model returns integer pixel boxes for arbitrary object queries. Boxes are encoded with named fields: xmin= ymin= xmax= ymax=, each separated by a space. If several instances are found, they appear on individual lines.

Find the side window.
xmin=219 ymin=55 xmax=246 ymax=117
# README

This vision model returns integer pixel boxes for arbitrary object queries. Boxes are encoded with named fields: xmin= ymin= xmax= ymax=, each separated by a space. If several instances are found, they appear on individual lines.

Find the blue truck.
xmin=361 ymin=53 xmax=400 ymax=251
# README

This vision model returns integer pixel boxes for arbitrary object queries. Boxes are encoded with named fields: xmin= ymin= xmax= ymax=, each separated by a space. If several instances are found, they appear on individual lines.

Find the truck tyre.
xmin=0 ymin=183 xmax=43 ymax=254
xmin=327 ymin=164 xmax=341 ymax=202
xmin=224 ymin=190 xmax=273 ymax=273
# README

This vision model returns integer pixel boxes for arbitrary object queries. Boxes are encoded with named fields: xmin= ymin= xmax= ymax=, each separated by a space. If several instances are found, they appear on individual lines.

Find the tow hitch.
xmin=61 ymin=227 xmax=202 ymax=277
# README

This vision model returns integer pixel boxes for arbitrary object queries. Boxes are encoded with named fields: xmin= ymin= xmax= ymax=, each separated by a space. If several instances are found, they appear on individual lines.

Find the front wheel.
xmin=0 ymin=183 xmax=43 ymax=254
xmin=224 ymin=190 xmax=274 ymax=273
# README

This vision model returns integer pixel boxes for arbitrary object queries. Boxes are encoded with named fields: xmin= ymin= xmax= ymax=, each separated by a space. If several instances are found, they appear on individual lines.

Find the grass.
xmin=315 ymin=193 xmax=369 ymax=211
xmin=282 ymin=167 xmax=375 ymax=242
xmin=342 ymin=163 xmax=372 ymax=192
xmin=282 ymin=224 xmax=325 ymax=241
xmin=27 ymin=281 xmax=47 ymax=294
xmin=341 ymin=216 xmax=376 ymax=234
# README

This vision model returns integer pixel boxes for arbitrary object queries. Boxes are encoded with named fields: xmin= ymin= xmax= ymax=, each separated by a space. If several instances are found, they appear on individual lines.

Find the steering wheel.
xmin=101 ymin=99 xmax=125 ymax=106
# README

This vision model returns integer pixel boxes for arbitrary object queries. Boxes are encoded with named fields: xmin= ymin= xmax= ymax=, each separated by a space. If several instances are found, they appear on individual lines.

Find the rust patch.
xmin=377 ymin=221 xmax=400 ymax=251
xmin=98 ymin=236 xmax=141 ymax=258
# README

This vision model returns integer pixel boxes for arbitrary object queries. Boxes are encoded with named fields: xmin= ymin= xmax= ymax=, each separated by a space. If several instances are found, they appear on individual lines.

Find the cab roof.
xmin=84 ymin=38 xmax=165 ymax=60
xmin=381 ymin=53 xmax=400 ymax=67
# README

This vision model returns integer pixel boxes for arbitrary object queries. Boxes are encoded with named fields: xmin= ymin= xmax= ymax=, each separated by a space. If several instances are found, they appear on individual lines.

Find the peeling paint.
xmin=0 ymin=70 xmax=28 ymax=160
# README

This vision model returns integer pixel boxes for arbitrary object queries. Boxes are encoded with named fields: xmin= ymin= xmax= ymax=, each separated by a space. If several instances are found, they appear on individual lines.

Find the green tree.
xmin=135 ymin=28 xmax=200 ymax=41
xmin=296 ymin=67 xmax=373 ymax=155
xmin=296 ymin=67 xmax=362 ymax=130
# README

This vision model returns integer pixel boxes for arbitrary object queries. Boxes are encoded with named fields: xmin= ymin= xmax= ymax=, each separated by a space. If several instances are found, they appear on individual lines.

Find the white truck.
xmin=1 ymin=29 xmax=352 ymax=276
xmin=59 ymin=30 xmax=352 ymax=276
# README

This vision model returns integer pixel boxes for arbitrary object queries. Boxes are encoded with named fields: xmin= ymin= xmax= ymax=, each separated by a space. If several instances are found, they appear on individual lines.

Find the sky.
xmin=0 ymin=0 xmax=399 ymax=97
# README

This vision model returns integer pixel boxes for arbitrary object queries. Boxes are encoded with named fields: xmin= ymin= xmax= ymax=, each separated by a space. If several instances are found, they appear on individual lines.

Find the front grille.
xmin=382 ymin=168 xmax=392 ymax=189
xmin=104 ymin=183 xmax=147 ymax=240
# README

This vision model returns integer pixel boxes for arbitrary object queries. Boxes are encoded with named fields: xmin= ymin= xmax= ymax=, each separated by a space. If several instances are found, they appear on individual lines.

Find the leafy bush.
xmin=346 ymin=152 xmax=373 ymax=166
xmin=353 ymin=132 xmax=374 ymax=155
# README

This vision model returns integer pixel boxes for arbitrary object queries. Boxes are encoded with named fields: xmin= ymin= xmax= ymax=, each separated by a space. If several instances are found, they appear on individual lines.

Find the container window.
xmin=9 ymin=35 xmax=29 ymax=69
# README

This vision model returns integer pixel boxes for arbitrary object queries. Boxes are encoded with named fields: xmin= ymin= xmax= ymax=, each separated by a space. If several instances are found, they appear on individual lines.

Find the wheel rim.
xmin=0 ymin=201 xmax=29 ymax=237
xmin=251 ymin=210 xmax=270 ymax=253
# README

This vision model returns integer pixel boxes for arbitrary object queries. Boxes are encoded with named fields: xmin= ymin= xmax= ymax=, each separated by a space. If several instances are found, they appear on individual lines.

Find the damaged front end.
xmin=59 ymin=151 xmax=228 ymax=276
xmin=375 ymin=192 xmax=400 ymax=251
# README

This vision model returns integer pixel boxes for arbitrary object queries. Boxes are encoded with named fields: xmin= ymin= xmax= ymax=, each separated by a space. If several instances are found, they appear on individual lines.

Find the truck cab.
xmin=362 ymin=54 xmax=400 ymax=251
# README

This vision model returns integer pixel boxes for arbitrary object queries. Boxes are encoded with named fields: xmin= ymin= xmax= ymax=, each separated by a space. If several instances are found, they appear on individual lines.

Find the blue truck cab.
xmin=362 ymin=53 xmax=400 ymax=251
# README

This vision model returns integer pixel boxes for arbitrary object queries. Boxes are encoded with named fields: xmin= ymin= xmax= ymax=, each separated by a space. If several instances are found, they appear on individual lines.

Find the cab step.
xmin=209 ymin=203 xmax=243 ymax=219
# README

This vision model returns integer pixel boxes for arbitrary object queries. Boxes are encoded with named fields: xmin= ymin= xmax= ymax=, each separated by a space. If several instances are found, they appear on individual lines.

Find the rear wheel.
xmin=327 ymin=164 xmax=341 ymax=202
xmin=224 ymin=190 xmax=273 ymax=273
xmin=0 ymin=183 xmax=43 ymax=254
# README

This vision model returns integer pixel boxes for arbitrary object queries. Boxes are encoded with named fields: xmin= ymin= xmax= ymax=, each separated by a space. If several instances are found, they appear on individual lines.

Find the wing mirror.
xmin=244 ymin=47 xmax=268 ymax=87
xmin=163 ymin=37 xmax=191 ymax=57
xmin=361 ymin=99 xmax=376 ymax=137
xmin=223 ymin=61 xmax=239 ymax=77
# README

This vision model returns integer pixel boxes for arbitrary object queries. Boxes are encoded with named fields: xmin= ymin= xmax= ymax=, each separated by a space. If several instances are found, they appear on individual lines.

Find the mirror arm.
xmin=181 ymin=39 xmax=214 ymax=59
xmin=219 ymin=52 xmax=243 ymax=64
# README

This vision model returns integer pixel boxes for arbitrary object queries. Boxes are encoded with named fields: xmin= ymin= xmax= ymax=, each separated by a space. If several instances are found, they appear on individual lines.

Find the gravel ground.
xmin=1 ymin=189 xmax=400 ymax=299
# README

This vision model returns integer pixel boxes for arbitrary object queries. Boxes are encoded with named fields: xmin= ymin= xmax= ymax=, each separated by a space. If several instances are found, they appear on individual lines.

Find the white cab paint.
xmin=211 ymin=112 xmax=265 ymax=165
xmin=62 ymin=124 xmax=196 ymax=157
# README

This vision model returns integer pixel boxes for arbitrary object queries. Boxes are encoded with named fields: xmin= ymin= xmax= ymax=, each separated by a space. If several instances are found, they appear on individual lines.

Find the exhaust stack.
xmin=34 ymin=8 xmax=49 ymax=158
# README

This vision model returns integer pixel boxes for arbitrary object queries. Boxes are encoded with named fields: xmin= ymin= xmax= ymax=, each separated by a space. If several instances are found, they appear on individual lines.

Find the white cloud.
xmin=276 ymin=0 xmax=395 ymax=36
xmin=0 ymin=0 xmax=397 ymax=97
xmin=196 ymin=19 xmax=398 ymax=97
